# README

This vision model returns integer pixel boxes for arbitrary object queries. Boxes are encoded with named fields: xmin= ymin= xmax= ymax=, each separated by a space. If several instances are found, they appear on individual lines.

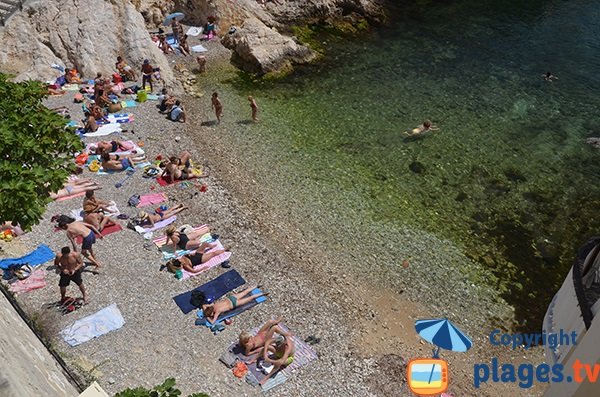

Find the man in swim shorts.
xmin=259 ymin=333 xmax=296 ymax=384
xmin=58 ymin=219 xmax=103 ymax=272
xmin=54 ymin=246 xmax=88 ymax=303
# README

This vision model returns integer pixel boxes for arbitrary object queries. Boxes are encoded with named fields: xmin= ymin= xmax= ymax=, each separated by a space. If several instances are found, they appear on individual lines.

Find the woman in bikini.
xmin=92 ymin=140 xmax=135 ymax=155
xmin=202 ymin=286 xmax=267 ymax=324
xmin=161 ymin=151 xmax=193 ymax=181
xmin=137 ymin=205 xmax=188 ymax=228
xmin=239 ymin=318 xmax=285 ymax=357
xmin=50 ymin=178 xmax=101 ymax=200
xmin=100 ymin=152 xmax=136 ymax=171
xmin=164 ymin=225 xmax=208 ymax=251
xmin=165 ymin=244 xmax=227 ymax=274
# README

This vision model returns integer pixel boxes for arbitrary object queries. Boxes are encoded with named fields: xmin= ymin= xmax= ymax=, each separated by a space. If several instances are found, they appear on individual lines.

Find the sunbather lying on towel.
xmin=166 ymin=243 xmax=226 ymax=274
xmin=137 ymin=204 xmax=188 ymax=227
xmin=84 ymin=212 xmax=115 ymax=232
xmin=161 ymin=151 xmax=193 ymax=181
xmin=258 ymin=333 xmax=296 ymax=385
xmin=202 ymin=286 xmax=267 ymax=324
xmin=239 ymin=318 xmax=285 ymax=357
xmin=83 ymin=190 xmax=116 ymax=214
xmin=91 ymin=140 xmax=135 ymax=155
xmin=101 ymin=153 xmax=137 ymax=171
xmin=165 ymin=224 xmax=208 ymax=251
xmin=49 ymin=179 xmax=101 ymax=200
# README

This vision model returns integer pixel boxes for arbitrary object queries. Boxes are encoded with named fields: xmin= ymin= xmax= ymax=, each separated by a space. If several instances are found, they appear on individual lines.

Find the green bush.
xmin=114 ymin=378 xmax=209 ymax=397
xmin=0 ymin=73 xmax=83 ymax=229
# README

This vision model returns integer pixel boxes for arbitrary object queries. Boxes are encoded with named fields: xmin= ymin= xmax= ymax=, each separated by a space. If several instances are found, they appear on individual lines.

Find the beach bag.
xmin=190 ymin=290 xmax=206 ymax=308
xmin=75 ymin=153 xmax=89 ymax=166
xmin=143 ymin=167 xmax=160 ymax=178
xmin=127 ymin=194 xmax=141 ymax=207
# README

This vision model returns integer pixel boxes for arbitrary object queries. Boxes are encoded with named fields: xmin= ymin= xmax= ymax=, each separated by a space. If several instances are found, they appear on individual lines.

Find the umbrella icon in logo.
xmin=414 ymin=318 xmax=472 ymax=387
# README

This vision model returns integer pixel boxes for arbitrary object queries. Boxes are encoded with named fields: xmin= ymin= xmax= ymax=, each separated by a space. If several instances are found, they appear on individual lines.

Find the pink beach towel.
xmin=181 ymin=240 xmax=231 ymax=280
xmin=136 ymin=192 xmax=168 ymax=208
xmin=9 ymin=268 xmax=47 ymax=294
xmin=152 ymin=224 xmax=210 ymax=248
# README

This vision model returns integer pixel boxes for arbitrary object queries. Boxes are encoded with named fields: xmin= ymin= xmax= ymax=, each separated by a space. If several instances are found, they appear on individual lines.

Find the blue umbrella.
xmin=415 ymin=318 xmax=473 ymax=384
xmin=164 ymin=12 xmax=185 ymax=26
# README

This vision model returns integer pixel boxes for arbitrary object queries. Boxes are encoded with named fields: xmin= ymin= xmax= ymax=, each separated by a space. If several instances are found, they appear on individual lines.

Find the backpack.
xmin=127 ymin=194 xmax=141 ymax=207
xmin=190 ymin=290 xmax=206 ymax=308
xmin=143 ymin=167 xmax=160 ymax=178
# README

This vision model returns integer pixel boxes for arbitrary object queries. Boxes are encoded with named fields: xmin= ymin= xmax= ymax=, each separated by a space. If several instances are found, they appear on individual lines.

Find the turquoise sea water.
xmin=229 ymin=0 xmax=600 ymax=328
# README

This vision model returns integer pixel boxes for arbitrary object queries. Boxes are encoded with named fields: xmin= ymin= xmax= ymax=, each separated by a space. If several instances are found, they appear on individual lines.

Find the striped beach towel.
xmin=181 ymin=240 xmax=231 ymax=280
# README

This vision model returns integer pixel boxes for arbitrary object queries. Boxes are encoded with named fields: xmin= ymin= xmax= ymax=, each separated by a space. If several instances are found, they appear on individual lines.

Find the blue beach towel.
xmin=173 ymin=270 xmax=245 ymax=314
xmin=0 ymin=244 xmax=54 ymax=270
xmin=196 ymin=288 xmax=267 ymax=326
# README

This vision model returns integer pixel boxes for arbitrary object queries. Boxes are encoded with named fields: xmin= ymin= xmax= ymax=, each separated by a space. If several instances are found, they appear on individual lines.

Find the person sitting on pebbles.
xmin=404 ymin=119 xmax=440 ymax=137
xmin=165 ymin=244 xmax=227 ymax=274
xmin=83 ymin=190 xmax=116 ymax=215
xmin=202 ymin=285 xmax=267 ymax=324
xmin=161 ymin=151 xmax=193 ymax=181
xmin=136 ymin=204 xmax=188 ymax=228
xmin=168 ymin=100 xmax=187 ymax=123
xmin=257 ymin=332 xmax=296 ymax=385
xmin=239 ymin=318 xmax=285 ymax=357
xmin=100 ymin=152 xmax=136 ymax=171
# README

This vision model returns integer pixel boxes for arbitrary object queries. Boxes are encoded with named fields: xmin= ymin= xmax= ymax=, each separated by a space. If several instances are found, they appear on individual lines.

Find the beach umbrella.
xmin=164 ymin=12 xmax=185 ymax=26
xmin=415 ymin=318 xmax=472 ymax=384
xmin=415 ymin=318 xmax=472 ymax=357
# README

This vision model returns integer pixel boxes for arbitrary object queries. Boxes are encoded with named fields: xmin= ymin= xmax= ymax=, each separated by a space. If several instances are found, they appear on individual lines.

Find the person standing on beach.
xmin=212 ymin=92 xmax=223 ymax=123
xmin=141 ymin=59 xmax=154 ymax=92
xmin=248 ymin=96 xmax=259 ymax=122
xmin=54 ymin=247 xmax=88 ymax=303
xmin=58 ymin=218 xmax=103 ymax=272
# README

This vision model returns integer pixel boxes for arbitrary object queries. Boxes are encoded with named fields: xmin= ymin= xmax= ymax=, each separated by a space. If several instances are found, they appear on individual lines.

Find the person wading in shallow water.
xmin=212 ymin=92 xmax=223 ymax=124
xmin=248 ymin=96 xmax=259 ymax=122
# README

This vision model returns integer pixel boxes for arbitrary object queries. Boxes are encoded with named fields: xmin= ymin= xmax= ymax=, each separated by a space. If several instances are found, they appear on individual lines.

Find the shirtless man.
xmin=100 ymin=152 xmax=136 ymax=171
xmin=54 ymin=247 xmax=88 ymax=303
xmin=116 ymin=56 xmax=136 ymax=81
xmin=211 ymin=92 xmax=223 ymax=123
xmin=161 ymin=151 xmax=192 ymax=181
xmin=83 ymin=190 xmax=115 ymax=214
xmin=58 ymin=219 xmax=103 ymax=271
xmin=258 ymin=333 xmax=295 ymax=385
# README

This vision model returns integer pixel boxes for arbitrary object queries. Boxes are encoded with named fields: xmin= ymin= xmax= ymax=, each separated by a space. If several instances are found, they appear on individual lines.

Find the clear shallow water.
xmin=231 ymin=0 xmax=600 ymax=328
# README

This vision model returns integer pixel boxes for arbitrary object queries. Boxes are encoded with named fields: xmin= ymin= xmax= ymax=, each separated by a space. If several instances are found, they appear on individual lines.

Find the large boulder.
xmin=0 ymin=0 xmax=181 ymax=92
xmin=221 ymin=17 xmax=316 ymax=75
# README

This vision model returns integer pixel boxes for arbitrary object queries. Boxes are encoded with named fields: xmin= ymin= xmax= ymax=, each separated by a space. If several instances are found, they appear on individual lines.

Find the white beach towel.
xmin=61 ymin=304 xmax=125 ymax=346
xmin=84 ymin=124 xmax=122 ymax=137
xmin=191 ymin=44 xmax=208 ymax=53
xmin=187 ymin=26 xmax=203 ymax=36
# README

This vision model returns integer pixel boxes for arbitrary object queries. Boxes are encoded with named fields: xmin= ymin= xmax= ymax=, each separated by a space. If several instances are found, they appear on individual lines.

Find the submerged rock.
xmin=408 ymin=161 xmax=425 ymax=174
xmin=221 ymin=17 xmax=317 ymax=75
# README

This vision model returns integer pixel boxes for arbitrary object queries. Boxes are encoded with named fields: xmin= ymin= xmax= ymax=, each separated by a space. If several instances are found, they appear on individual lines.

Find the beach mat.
xmin=181 ymin=240 xmax=231 ymax=280
xmin=0 ymin=244 xmax=54 ymax=270
xmin=159 ymin=231 xmax=214 ymax=260
xmin=136 ymin=192 xmax=167 ymax=207
xmin=229 ymin=323 xmax=318 ymax=388
xmin=173 ymin=269 xmax=245 ymax=314
xmin=74 ymin=223 xmax=122 ymax=244
xmin=97 ymin=113 xmax=134 ymax=125
xmin=134 ymin=216 xmax=177 ymax=234
xmin=152 ymin=224 xmax=209 ymax=248
xmin=121 ymin=100 xmax=137 ymax=108
xmin=197 ymin=288 xmax=267 ymax=326
xmin=156 ymin=175 xmax=198 ymax=187
xmin=60 ymin=304 xmax=125 ymax=346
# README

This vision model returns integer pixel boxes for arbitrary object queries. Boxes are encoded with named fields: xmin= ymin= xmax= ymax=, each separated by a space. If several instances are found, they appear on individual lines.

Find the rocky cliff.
xmin=0 ymin=0 xmax=179 ymax=90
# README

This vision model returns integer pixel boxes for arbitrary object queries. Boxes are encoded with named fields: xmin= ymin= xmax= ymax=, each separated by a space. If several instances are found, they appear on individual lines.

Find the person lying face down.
xmin=100 ymin=152 xmax=136 ymax=171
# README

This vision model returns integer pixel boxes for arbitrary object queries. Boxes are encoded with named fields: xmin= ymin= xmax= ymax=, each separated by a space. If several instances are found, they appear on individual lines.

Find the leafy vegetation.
xmin=0 ymin=73 xmax=83 ymax=229
xmin=114 ymin=378 xmax=208 ymax=397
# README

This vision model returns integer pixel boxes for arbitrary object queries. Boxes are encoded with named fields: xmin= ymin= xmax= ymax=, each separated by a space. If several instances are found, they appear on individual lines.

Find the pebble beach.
xmin=2 ymin=36 xmax=548 ymax=397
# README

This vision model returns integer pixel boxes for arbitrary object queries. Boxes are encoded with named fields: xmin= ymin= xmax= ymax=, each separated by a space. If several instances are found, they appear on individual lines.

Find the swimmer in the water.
xmin=543 ymin=72 xmax=558 ymax=81
xmin=404 ymin=119 xmax=439 ymax=137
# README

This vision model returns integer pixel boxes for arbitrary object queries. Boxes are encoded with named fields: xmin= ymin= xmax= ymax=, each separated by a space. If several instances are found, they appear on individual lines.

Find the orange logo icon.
xmin=407 ymin=358 xmax=449 ymax=396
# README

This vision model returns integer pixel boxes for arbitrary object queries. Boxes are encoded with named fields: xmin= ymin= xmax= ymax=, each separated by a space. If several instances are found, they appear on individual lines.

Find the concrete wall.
xmin=0 ymin=292 xmax=78 ymax=397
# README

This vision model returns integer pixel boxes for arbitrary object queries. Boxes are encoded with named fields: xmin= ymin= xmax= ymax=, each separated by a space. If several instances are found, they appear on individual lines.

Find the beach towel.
xmin=121 ymin=100 xmax=137 ymax=108
xmin=9 ymin=268 xmax=47 ymax=294
xmin=146 ymin=94 xmax=160 ymax=100
xmin=181 ymin=240 xmax=231 ymax=280
xmin=134 ymin=216 xmax=177 ymax=234
xmin=196 ymin=288 xmax=267 ymax=327
xmin=191 ymin=44 xmax=208 ymax=53
xmin=152 ymin=224 xmax=210 ymax=248
xmin=97 ymin=114 xmax=134 ymax=125
xmin=155 ymin=227 xmax=213 ymax=260
xmin=84 ymin=124 xmax=122 ymax=137
xmin=55 ymin=191 xmax=87 ymax=202
xmin=156 ymin=174 xmax=199 ymax=187
xmin=172 ymin=269 xmax=245 ymax=314
xmin=229 ymin=323 xmax=318 ymax=390
xmin=85 ymin=141 xmax=144 ymax=157
xmin=136 ymin=192 xmax=167 ymax=207
xmin=74 ymin=223 xmax=122 ymax=244
xmin=60 ymin=304 xmax=125 ymax=346
xmin=0 ymin=244 xmax=54 ymax=270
